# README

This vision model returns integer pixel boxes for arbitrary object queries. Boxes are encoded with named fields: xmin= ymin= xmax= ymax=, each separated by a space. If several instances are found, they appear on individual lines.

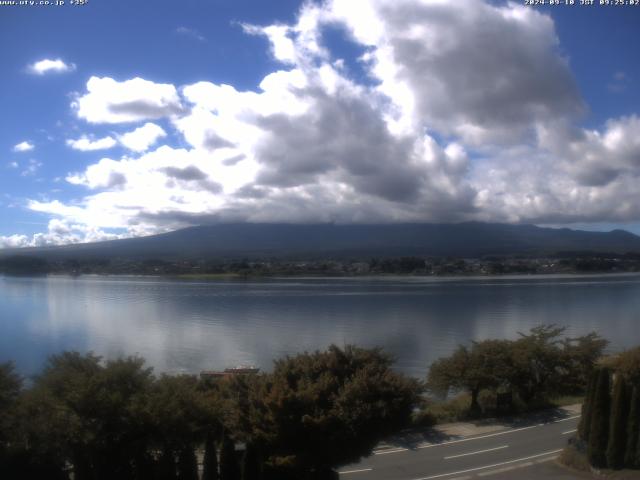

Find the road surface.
xmin=338 ymin=413 xmax=580 ymax=480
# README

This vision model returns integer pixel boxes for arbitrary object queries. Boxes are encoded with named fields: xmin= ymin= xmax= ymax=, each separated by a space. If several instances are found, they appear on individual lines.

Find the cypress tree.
xmin=157 ymin=449 xmax=178 ymax=480
xmin=177 ymin=446 xmax=199 ymax=480
xmin=624 ymin=386 xmax=640 ymax=468
xmin=606 ymin=375 xmax=630 ymax=469
xmin=242 ymin=442 xmax=261 ymax=480
xmin=202 ymin=434 xmax=219 ymax=480
xmin=579 ymin=370 xmax=598 ymax=442
xmin=636 ymin=417 xmax=640 ymax=469
xmin=219 ymin=434 xmax=241 ymax=480
xmin=588 ymin=367 xmax=611 ymax=468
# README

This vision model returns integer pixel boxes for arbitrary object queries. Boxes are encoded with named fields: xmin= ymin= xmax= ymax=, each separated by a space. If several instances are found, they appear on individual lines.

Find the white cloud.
xmin=175 ymin=26 xmax=206 ymax=42
xmin=66 ymin=135 xmax=117 ymax=151
xmin=327 ymin=0 xmax=583 ymax=144
xmin=0 ymin=219 xmax=125 ymax=249
xmin=608 ymin=71 xmax=629 ymax=93
xmin=20 ymin=159 xmax=42 ymax=177
xmin=13 ymin=141 xmax=34 ymax=152
xmin=72 ymin=76 xmax=184 ymax=124
xmin=119 ymin=122 xmax=167 ymax=152
xmin=0 ymin=234 xmax=30 ymax=248
xmin=27 ymin=58 xmax=76 ymax=75
xmin=8 ymin=0 xmax=640 ymax=245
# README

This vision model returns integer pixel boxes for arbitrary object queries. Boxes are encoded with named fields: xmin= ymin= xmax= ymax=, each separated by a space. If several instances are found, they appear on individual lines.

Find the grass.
xmin=419 ymin=391 xmax=584 ymax=425
xmin=548 ymin=394 xmax=585 ymax=408
xmin=558 ymin=444 xmax=592 ymax=473
xmin=559 ymin=444 xmax=640 ymax=479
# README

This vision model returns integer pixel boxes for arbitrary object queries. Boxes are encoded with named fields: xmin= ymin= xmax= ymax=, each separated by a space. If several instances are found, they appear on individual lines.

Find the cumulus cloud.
xmin=0 ymin=219 xmax=125 ymax=249
xmin=328 ymin=0 xmax=583 ymax=144
xmin=0 ymin=234 xmax=30 ymax=249
xmin=4 ymin=0 xmax=639 ymax=248
xmin=13 ymin=141 xmax=34 ymax=152
xmin=66 ymin=135 xmax=117 ymax=151
xmin=119 ymin=122 xmax=167 ymax=152
xmin=27 ymin=58 xmax=76 ymax=75
xmin=73 ymin=77 xmax=184 ymax=123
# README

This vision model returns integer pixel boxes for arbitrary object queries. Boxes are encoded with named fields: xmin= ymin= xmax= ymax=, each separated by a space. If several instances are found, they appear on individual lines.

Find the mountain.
xmin=3 ymin=222 xmax=640 ymax=261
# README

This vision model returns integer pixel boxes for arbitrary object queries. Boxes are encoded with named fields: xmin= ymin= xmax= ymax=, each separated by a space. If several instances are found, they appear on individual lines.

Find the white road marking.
xmin=555 ymin=415 xmax=580 ymax=422
xmin=338 ymin=468 xmax=373 ymax=475
xmin=444 ymin=445 xmax=509 ymax=460
xmin=374 ymin=448 xmax=409 ymax=455
xmin=535 ymin=456 xmax=558 ymax=463
xmin=410 ymin=449 xmax=563 ymax=480
xmin=562 ymin=429 xmax=577 ymax=435
xmin=373 ymin=415 xmax=581 ymax=455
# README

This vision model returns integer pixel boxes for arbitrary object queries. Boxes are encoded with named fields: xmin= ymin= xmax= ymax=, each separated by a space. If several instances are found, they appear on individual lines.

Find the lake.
xmin=1 ymin=273 xmax=639 ymax=378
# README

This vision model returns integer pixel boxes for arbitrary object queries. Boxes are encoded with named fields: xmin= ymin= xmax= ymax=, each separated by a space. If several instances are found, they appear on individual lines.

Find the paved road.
xmin=338 ymin=414 xmax=580 ymax=480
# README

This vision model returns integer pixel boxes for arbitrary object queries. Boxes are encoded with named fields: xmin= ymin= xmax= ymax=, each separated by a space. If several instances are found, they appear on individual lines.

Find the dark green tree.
xmin=202 ymin=433 xmax=219 ymax=480
xmin=177 ymin=446 xmax=199 ymax=480
xmin=624 ymin=386 xmax=640 ymax=468
xmin=220 ymin=433 xmax=241 ymax=480
xmin=0 ymin=362 xmax=22 ymax=458
xmin=588 ymin=368 xmax=611 ymax=468
xmin=562 ymin=332 xmax=608 ymax=393
xmin=607 ymin=375 xmax=630 ymax=469
xmin=510 ymin=325 xmax=567 ymax=405
xmin=242 ymin=442 xmax=261 ymax=480
xmin=157 ymin=449 xmax=178 ymax=480
xmin=247 ymin=345 xmax=422 ymax=476
xmin=26 ymin=352 xmax=156 ymax=480
xmin=428 ymin=340 xmax=515 ymax=415
xmin=578 ymin=370 xmax=598 ymax=442
xmin=145 ymin=373 xmax=219 ymax=477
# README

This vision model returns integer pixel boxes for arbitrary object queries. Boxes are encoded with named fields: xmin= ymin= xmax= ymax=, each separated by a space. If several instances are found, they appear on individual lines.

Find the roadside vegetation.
xmin=564 ymin=346 xmax=640 ymax=473
xmin=0 ymin=346 xmax=421 ymax=480
xmin=0 ymin=326 xmax=630 ymax=479
xmin=424 ymin=326 xmax=607 ymax=421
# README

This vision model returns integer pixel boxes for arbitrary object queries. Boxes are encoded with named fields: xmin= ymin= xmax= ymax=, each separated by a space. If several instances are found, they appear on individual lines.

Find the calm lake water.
xmin=1 ymin=274 xmax=640 ymax=378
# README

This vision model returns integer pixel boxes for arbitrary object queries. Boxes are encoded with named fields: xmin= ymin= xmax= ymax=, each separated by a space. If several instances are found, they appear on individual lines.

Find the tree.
xmin=202 ymin=433 xmax=219 ymax=480
xmin=247 ymin=345 xmax=422 ymax=476
xmin=562 ymin=332 xmax=608 ymax=393
xmin=177 ymin=446 xmax=199 ymax=480
xmin=428 ymin=340 xmax=515 ymax=415
xmin=220 ymin=433 xmax=241 ymax=480
xmin=0 ymin=362 xmax=22 ymax=454
xmin=578 ymin=370 xmax=598 ymax=442
xmin=242 ymin=442 xmax=261 ymax=480
xmin=26 ymin=352 xmax=156 ymax=480
xmin=588 ymin=368 xmax=611 ymax=468
xmin=607 ymin=374 xmax=630 ymax=469
xmin=510 ymin=325 xmax=567 ymax=404
xmin=624 ymin=386 xmax=640 ymax=468
xmin=611 ymin=347 xmax=640 ymax=385
xmin=157 ymin=449 xmax=178 ymax=480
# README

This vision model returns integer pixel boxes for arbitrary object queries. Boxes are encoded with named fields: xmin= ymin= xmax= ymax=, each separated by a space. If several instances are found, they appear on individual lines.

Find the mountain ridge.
xmin=2 ymin=222 xmax=640 ymax=260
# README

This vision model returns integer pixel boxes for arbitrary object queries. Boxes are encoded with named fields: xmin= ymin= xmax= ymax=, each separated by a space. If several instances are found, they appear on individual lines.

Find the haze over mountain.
xmin=3 ymin=223 xmax=640 ymax=261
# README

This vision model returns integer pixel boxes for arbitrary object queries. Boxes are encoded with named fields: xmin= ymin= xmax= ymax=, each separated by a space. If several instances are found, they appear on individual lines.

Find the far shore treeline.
xmin=3 ymin=252 xmax=640 ymax=277
xmin=0 ymin=326 xmax=636 ymax=479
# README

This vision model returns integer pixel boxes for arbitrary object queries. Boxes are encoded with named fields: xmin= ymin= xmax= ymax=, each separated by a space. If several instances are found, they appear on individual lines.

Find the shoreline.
xmin=3 ymin=270 xmax=640 ymax=281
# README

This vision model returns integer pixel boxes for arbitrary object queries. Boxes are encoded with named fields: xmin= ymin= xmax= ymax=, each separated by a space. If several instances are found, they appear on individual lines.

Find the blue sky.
xmin=1 ymin=0 xmax=640 ymax=246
